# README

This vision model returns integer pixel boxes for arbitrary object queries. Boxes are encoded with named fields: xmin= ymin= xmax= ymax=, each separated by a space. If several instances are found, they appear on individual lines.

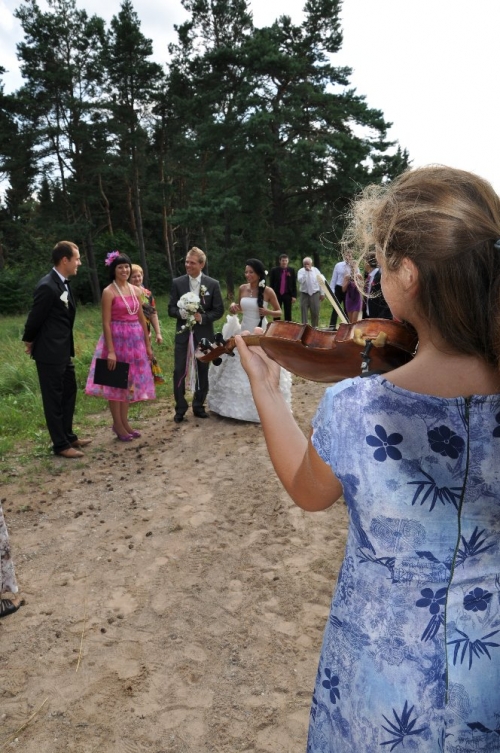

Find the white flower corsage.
xmin=200 ymin=284 xmax=208 ymax=297
xmin=60 ymin=290 xmax=69 ymax=307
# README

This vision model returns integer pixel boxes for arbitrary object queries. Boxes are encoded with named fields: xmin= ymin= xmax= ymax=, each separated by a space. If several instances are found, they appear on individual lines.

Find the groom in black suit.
xmin=168 ymin=247 xmax=224 ymax=422
xmin=22 ymin=241 xmax=91 ymax=458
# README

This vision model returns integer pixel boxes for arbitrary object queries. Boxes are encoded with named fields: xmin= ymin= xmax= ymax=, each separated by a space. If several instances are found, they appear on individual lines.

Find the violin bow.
xmin=316 ymin=275 xmax=348 ymax=325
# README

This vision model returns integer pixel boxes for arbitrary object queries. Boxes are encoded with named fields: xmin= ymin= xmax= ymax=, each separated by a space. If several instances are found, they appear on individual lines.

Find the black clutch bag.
xmin=94 ymin=358 xmax=130 ymax=389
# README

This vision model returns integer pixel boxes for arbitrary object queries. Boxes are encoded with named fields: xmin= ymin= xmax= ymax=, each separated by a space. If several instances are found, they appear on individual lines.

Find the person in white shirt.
xmin=297 ymin=257 xmax=325 ymax=327
xmin=329 ymin=259 xmax=348 ymax=327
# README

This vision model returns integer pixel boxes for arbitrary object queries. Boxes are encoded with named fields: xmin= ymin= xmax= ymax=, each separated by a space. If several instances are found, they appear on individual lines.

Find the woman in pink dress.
xmin=86 ymin=252 xmax=155 ymax=440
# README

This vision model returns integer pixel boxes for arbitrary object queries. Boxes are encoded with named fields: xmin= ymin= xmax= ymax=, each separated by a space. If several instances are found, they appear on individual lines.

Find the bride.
xmin=208 ymin=259 xmax=292 ymax=422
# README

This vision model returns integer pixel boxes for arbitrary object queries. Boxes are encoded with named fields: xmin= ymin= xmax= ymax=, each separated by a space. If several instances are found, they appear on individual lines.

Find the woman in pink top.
xmin=86 ymin=252 xmax=155 ymax=440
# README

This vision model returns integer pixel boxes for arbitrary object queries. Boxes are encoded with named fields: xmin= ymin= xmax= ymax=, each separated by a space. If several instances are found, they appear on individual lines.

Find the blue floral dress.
xmin=309 ymin=376 xmax=500 ymax=753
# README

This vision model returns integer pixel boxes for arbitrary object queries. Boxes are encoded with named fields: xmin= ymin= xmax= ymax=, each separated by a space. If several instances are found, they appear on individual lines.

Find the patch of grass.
xmin=0 ymin=295 xmax=176 ymax=467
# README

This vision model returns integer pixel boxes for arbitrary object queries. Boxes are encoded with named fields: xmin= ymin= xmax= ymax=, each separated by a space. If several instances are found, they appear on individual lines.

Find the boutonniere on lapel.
xmin=60 ymin=290 xmax=69 ymax=308
xmin=200 ymin=284 xmax=209 ymax=304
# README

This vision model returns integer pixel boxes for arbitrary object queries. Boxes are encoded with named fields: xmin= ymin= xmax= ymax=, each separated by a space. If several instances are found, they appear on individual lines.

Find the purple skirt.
xmin=345 ymin=281 xmax=362 ymax=313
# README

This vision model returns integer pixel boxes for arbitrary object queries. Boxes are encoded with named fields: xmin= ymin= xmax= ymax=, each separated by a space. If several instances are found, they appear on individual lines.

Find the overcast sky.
xmin=1 ymin=0 xmax=499 ymax=192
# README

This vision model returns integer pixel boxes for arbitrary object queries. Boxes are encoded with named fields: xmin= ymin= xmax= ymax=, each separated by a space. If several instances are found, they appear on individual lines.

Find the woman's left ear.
xmin=400 ymin=258 xmax=419 ymax=296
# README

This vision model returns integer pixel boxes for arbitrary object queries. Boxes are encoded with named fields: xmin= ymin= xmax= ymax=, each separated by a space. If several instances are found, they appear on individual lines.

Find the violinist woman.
xmin=208 ymin=259 xmax=292 ymax=422
xmin=238 ymin=166 xmax=500 ymax=751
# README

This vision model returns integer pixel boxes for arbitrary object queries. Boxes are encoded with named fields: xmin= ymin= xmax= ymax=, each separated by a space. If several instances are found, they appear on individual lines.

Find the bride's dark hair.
xmin=246 ymin=258 xmax=267 ymax=326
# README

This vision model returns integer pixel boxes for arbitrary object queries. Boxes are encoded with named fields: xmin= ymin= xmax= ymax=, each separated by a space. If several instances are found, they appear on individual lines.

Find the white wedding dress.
xmin=208 ymin=297 xmax=292 ymax=423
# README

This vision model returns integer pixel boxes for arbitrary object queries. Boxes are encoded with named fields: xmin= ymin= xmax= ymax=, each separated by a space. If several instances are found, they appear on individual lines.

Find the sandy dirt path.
xmin=0 ymin=378 xmax=348 ymax=753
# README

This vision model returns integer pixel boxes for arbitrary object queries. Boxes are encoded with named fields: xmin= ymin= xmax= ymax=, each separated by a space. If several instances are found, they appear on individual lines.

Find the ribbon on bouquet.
xmin=178 ymin=330 xmax=199 ymax=393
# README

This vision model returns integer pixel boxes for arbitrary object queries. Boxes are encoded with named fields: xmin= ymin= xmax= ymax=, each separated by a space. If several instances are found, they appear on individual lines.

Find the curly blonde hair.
xmin=342 ymin=165 xmax=500 ymax=366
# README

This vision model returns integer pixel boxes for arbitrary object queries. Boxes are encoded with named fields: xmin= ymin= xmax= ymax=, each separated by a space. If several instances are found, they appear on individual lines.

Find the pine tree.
xmin=103 ymin=0 xmax=164 ymax=286
xmin=14 ymin=0 xmax=107 ymax=301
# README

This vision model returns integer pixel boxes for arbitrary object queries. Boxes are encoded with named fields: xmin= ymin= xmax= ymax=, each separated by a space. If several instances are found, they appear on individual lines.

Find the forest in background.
xmin=0 ymin=0 xmax=409 ymax=314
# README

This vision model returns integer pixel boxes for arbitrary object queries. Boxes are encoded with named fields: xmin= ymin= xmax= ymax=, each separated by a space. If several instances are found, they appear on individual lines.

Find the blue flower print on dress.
xmin=427 ymin=425 xmax=465 ymax=459
xmin=493 ymin=411 xmax=500 ymax=438
xmin=463 ymin=587 xmax=493 ymax=612
xmin=416 ymin=587 xmax=447 ymax=615
xmin=322 ymin=668 xmax=340 ymax=704
xmin=366 ymin=425 xmax=403 ymax=462
xmin=416 ymin=587 xmax=447 ymax=641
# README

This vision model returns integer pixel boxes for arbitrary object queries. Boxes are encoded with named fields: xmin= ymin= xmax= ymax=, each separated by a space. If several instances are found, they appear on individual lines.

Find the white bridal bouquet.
xmin=177 ymin=291 xmax=202 ymax=334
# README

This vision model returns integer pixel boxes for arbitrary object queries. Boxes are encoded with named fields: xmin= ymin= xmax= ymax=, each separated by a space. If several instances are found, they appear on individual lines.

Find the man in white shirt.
xmin=297 ymin=257 xmax=325 ymax=328
xmin=329 ymin=259 xmax=348 ymax=327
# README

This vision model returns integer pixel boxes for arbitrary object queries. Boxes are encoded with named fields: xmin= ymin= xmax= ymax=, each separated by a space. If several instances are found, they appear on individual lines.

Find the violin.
xmin=196 ymin=319 xmax=418 ymax=383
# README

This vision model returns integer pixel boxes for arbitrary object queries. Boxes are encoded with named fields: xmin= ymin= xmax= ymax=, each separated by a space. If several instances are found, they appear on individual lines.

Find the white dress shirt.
xmin=365 ymin=268 xmax=379 ymax=316
xmin=189 ymin=273 xmax=202 ymax=294
xmin=297 ymin=267 xmax=323 ymax=295
xmin=330 ymin=261 xmax=349 ymax=289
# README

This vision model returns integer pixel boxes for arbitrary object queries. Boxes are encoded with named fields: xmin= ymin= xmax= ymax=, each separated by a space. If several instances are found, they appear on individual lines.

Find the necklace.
xmin=113 ymin=281 xmax=140 ymax=315
xmin=248 ymin=285 xmax=257 ymax=298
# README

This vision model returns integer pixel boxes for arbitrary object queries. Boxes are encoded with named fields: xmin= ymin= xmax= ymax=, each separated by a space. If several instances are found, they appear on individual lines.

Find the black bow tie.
xmin=64 ymin=279 xmax=71 ymax=284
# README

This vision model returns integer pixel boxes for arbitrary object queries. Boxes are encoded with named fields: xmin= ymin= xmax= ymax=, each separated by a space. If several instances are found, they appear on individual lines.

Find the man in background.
xmin=297 ymin=257 xmax=325 ymax=328
xmin=329 ymin=258 xmax=348 ymax=327
xmin=269 ymin=254 xmax=297 ymax=321
xmin=363 ymin=255 xmax=391 ymax=319
xmin=22 ymin=241 xmax=91 ymax=458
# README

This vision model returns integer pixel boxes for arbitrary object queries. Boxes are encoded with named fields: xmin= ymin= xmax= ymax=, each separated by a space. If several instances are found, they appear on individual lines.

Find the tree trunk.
xmin=158 ymin=156 xmax=174 ymax=277
xmin=98 ymin=174 xmax=113 ymax=236
xmin=132 ymin=164 xmax=149 ymax=286
xmin=82 ymin=200 xmax=101 ymax=303
xmin=127 ymin=182 xmax=137 ymax=240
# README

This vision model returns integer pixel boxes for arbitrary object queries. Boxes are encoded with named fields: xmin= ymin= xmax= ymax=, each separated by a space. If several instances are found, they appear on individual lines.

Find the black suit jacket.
xmin=23 ymin=270 xmax=76 ymax=363
xmin=364 ymin=270 xmax=392 ymax=320
xmin=269 ymin=266 xmax=297 ymax=298
xmin=168 ymin=273 xmax=224 ymax=345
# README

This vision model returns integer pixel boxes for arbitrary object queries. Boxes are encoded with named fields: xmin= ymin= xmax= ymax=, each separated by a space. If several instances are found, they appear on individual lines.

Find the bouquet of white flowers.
xmin=177 ymin=291 xmax=202 ymax=334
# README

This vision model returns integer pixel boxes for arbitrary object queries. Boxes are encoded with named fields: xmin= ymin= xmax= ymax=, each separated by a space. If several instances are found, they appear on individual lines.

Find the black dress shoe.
xmin=174 ymin=414 xmax=184 ymax=423
xmin=0 ymin=599 xmax=20 ymax=619
xmin=193 ymin=409 xmax=209 ymax=419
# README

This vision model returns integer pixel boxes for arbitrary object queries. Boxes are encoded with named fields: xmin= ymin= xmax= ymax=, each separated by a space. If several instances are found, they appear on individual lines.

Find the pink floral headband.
xmin=104 ymin=250 xmax=121 ymax=266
